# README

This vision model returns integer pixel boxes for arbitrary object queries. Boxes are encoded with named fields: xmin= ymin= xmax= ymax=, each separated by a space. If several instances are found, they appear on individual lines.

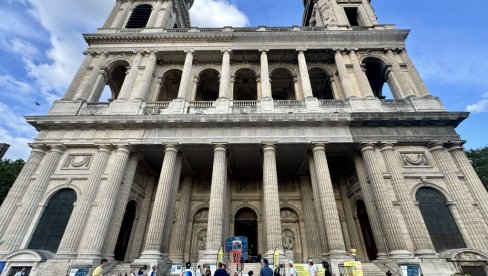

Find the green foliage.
xmin=466 ymin=146 xmax=488 ymax=192
xmin=0 ymin=159 xmax=25 ymax=205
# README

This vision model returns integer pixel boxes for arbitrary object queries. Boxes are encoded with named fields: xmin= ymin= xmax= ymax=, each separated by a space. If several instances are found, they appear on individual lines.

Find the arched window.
xmin=93 ymin=60 xmax=129 ymax=102
xmin=309 ymin=68 xmax=334 ymax=99
xmin=126 ymin=4 xmax=153 ymax=29
xmin=416 ymin=187 xmax=466 ymax=252
xmin=233 ymin=68 xmax=258 ymax=100
xmin=270 ymin=68 xmax=296 ymax=100
xmin=363 ymin=57 xmax=393 ymax=99
xmin=159 ymin=69 xmax=182 ymax=101
xmin=28 ymin=189 xmax=77 ymax=252
xmin=195 ymin=69 xmax=220 ymax=101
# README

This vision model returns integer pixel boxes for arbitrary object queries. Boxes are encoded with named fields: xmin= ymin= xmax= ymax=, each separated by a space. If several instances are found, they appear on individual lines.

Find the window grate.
xmin=126 ymin=4 xmax=152 ymax=29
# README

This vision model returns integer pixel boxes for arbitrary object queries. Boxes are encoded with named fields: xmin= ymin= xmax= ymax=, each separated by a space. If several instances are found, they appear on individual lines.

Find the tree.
xmin=466 ymin=146 xmax=488 ymax=192
xmin=0 ymin=159 xmax=25 ymax=205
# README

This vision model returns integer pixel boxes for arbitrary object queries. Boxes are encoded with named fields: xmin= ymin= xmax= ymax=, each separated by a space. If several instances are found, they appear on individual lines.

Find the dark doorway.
xmin=461 ymin=266 xmax=486 ymax=276
xmin=7 ymin=267 xmax=32 ymax=276
xmin=114 ymin=200 xmax=137 ymax=261
xmin=357 ymin=200 xmax=378 ymax=260
xmin=234 ymin=208 xmax=258 ymax=260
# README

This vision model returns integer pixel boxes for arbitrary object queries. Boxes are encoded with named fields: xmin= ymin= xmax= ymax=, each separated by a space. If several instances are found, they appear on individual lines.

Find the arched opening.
xmin=233 ymin=68 xmax=258 ymax=100
xmin=114 ymin=200 xmax=137 ymax=261
xmin=363 ymin=57 xmax=393 ymax=99
xmin=416 ymin=187 xmax=466 ymax=252
xmin=126 ymin=4 xmax=153 ymax=29
xmin=309 ymin=68 xmax=334 ymax=99
xmin=195 ymin=69 xmax=220 ymax=101
xmin=190 ymin=208 xmax=209 ymax=263
xmin=159 ymin=69 xmax=182 ymax=101
xmin=270 ymin=68 xmax=296 ymax=100
xmin=95 ymin=61 xmax=129 ymax=102
xmin=356 ymin=200 xmax=378 ymax=260
xmin=235 ymin=208 xmax=258 ymax=260
xmin=28 ymin=189 xmax=77 ymax=253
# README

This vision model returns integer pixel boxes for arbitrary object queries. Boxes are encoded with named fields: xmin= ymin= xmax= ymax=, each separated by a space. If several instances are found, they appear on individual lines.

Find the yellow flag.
xmin=217 ymin=246 xmax=223 ymax=263
xmin=273 ymin=247 xmax=279 ymax=267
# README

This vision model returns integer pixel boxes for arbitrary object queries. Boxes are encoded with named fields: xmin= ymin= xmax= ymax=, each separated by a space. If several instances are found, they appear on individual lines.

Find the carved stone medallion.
xmin=400 ymin=152 xmax=430 ymax=167
xmin=63 ymin=154 xmax=93 ymax=169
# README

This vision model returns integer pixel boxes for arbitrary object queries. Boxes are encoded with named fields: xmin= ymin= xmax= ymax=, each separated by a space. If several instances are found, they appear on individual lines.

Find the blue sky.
xmin=0 ymin=0 xmax=487 ymax=160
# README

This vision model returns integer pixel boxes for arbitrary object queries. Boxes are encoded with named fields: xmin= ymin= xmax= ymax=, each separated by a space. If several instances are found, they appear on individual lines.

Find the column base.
xmin=77 ymin=252 xmax=103 ymax=260
xmin=376 ymin=252 xmax=389 ymax=260
xmin=260 ymin=97 xmax=274 ymax=113
xmin=388 ymin=250 xmax=413 ymax=259
xmin=414 ymin=249 xmax=437 ymax=258
xmin=305 ymin=97 xmax=319 ymax=112
xmin=138 ymin=249 xmax=163 ymax=260
xmin=199 ymin=249 xmax=219 ymax=264
xmin=54 ymin=251 xmax=78 ymax=259
xmin=327 ymin=249 xmax=349 ymax=259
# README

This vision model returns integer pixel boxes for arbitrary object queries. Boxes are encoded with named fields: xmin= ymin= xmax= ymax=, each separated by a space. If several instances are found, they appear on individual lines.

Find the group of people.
xmin=259 ymin=258 xmax=332 ymax=276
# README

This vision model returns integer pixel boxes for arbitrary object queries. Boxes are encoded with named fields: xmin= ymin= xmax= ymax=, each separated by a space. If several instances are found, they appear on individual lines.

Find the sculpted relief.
xmin=63 ymin=154 xmax=93 ymax=169
xmin=400 ymin=152 xmax=430 ymax=167
xmin=282 ymin=229 xmax=295 ymax=250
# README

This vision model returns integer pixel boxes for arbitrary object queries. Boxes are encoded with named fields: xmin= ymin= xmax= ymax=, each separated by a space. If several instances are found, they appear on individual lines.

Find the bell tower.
xmin=303 ymin=0 xmax=378 ymax=27
xmin=101 ymin=0 xmax=193 ymax=30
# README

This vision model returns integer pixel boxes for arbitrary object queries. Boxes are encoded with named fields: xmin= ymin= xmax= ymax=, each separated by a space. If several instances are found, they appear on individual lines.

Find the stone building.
xmin=0 ymin=0 xmax=487 ymax=275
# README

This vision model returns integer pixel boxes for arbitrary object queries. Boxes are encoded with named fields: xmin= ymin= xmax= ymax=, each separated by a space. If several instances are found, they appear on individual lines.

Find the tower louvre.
xmin=0 ymin=1 xmax=487 ymax=276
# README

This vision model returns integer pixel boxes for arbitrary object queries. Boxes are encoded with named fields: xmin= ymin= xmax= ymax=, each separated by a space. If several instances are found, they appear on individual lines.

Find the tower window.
xmin=344 ymin=7 xmax=360 ymax=26
xmin=126 ymin=4 xmax=153 ymax=28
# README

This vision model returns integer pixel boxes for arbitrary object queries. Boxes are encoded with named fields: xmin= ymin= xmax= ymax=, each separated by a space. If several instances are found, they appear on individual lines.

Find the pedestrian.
xmin=260 ymin=259 xmax=273 ymax=276
xmin=322 ymin=261 xmax=332 ymax=276
xmin=92 ymin=259 xmax=108 ymax=276
xmin=248 ymin=271 xmax=254 ymax=276
xmin=136 ymin=268 xmax=144 ymax=275
xmin=307 ymin=259 xmax=316 ymax=276
xmin=288 ymin=261 xmax=296 ymax=276
xmin=214 ymin=262 xmax=228 ymax=276
xmin=273 ymin=265 xmax=280 ymax=276
xmin=130 ymin=270 xmax=136 ymax=276
xmin=386 ymin=270 xmax=392 ymax=276
xmin=149 ymin=265 xmax=157 ymax=276
xmin=181 ymin=261 xmax=195 ymax=276
xmin=196 ymin=265 xmax=203 ymax=276
xmin=14 ymin=268 xmax=26 ymax=276
xmin=204 ymin=267 xmax=212 ymax=276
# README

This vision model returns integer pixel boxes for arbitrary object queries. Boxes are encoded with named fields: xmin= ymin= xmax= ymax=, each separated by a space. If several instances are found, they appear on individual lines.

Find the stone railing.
xmin=79 ymin=102 xmax=110 ymax=115
xmin=143 ymin=101 xmax=170 ymax=115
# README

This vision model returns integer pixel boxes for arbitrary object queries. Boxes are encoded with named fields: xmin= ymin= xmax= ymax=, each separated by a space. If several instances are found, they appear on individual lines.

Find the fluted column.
xmin=380 ymin=144 xmax=435 ymax=256
xmin=111 ymin=0 xmax=133 ymax=28
xmin=308 ymin=157 xmax=328 ymax=255
xmin=385 ymin=67 xmax=403 ymax=99
xmin=103 ymin=154 xmax=139 ymax=259
xmin=297 ymin=50 xmax=314 ymax=98
xmin=118 ymin=52 xmax=143 ymax=100
xmin=162 ymin=156 xmax=183 ymax=254
xmin=262 ymin=144 xmax=282 ymax=256
xmin=399 ymin=50 xmax=430 ymax=97
xmin=57 ymin=145 xmax=112 ymax=257
xmin=87 ymin=68 xmax=110 ymax=102
xmin=0 ymin=145 xmax=66 ymax=253
xmin=428 ymin=142 xmax=488 ymax=249
xmin=299 ymin=175 xmax=322 ymax=259
xmin=334 ymin=50 xmax=355 ymax=99
xmin=78 ymin=145 xmax=131 ymax=258
xmin=103 ymin=0 xmax=122 ymax=28
xmin=132 ymin=51 xmax=158 ymax=100
xmin=146 ymin=0 xmax=163 ymax=27
xmin=311 ymin=144 xmax=347 ymax=257
xmin=338 ymin=180 xmax=364 ymax=259
xmin=169 ymin=176 xmax=193 ymax=262
xmin=448 ymin=142 xmax=488 ymax=225
xmin=156 ymin=0 xmax=173 ymax=28
xmin=0 ymin=145 xmax=47 ymax=238
xmin=74 ymin=52 xmax=109 ymax=101
xmin=177 ymin=50 xmax=194 ymax=99
xmin=219 ymin=49 xmax=231 ymax=99
xmin=360 ymin=143 xmax=411 ymax=257
xmin=63 ymin=52 xmax=95 ymax=100
xmin=203 ymin=144 xmax=228 ymax=259
xmin=260 ymin=50 xmax=272 ymax=99
xmin=386 ymin=50 xmax=416 ymax=98
xmin=140 ymin=145 xmax=179 ymax=259
xmin=349 ymin=50 xmax=374 ymax=98
xmin=352 ymin=155 xmax=388 ymax=259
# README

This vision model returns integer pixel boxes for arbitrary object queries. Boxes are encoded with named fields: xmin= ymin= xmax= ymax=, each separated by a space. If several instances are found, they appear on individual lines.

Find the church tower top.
xmin=303 ymin=0 xmax=379 ymax=27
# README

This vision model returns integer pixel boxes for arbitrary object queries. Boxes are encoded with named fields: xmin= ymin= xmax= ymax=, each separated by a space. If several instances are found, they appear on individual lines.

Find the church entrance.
xmin=357 ymin=200 xmax=378 ymax=260
xmin=114 ymin=201 xmax=136 ymax=261
xmin=234 ymin=208 xmax=258 ymax=261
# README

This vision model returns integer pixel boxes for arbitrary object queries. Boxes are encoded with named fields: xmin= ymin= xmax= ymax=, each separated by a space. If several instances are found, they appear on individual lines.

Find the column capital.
xmin=164 ymin=144 xmax=180 ymax=153
xmin=95 ymin=144 xmax=114 ymax=153
xmin=184 ymin=48 xmax=195 ymax=54
xmin=50 ymin=144 xmax=67 ymax=153
xmin=115 ymin=144 xmax=133 ymax=154
xmin=221 ymin=49 xmax=232 ymax=53
xmin=259 ymin=49 xmax=269 ymax=53
xmin=311 ymin=142 xmax=328 ymax=152
xmin=212 ymin=143 xmax=228 ymax=152
xmin=261 ymin=142 xmax=277 ymax=152
xmin=296 ymin=48 xmax=307 ymax=53
xmin=447 ymin=140 xmax=466 ymax=152
xmin=427 ymin=141 xmax=446 ymax=151
xmin=359 ymin=142 xmax=377 ymax=152
xmin=28 ymin=143 xmax=49 ymax=153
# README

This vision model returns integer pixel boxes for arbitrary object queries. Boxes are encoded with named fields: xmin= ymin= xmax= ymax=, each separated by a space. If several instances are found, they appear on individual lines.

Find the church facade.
xmin=1 ymin=0 xmax=487 ymax=275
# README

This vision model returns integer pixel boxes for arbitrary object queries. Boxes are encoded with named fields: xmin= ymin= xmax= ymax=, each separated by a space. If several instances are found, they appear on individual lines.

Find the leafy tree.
xmin=466 ymin=146 xmax=488 ymax=192
xmin=0 ymin=159 xmax=25 ymax=205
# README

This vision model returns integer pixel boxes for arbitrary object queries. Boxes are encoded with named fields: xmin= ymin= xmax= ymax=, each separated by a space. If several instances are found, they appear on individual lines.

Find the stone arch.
xmin=307 ymin=65 xmax=334 ymax=77
xmin=99 ymin=59 xmax=131 ymax=101
xmin=231 ymin=204 xmax=262 ymax=221
xmin=270 ymin=67 xmax=297 ymax=100
xmin=411 ymin=182 xmax=454 ymax=203
xmin=158 ymin=69 xmax=183 ymax=101
xmin=269 ymin=64 xmax=297 ymax=77
xmin=279 ymin=204 xmax=303 ymax=220
xmin=41 ymin=182 xmax=81 ymax=205
xmin=232 ymin=64 xmax=260 ymax=77
xmin=233 ymin=68 xmax=258 ymax=100
xmin=191 ymin=206 xmax=210 ymax=222
xmin=195 ymin=68 xmax=220 ymax=101
xmin=308 ymin=66 xmax=334 ymax=99
xmin=2 ymin=249 xmax=55 ymax=276
xmin=194 ymin=65 xmax=222 ymax=77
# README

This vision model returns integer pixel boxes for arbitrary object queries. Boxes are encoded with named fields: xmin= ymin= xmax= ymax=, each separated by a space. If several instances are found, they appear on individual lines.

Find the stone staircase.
xmin=228 ymin=263 xmax=262 ymax=276
xmin=104 ymin=262 xmax=133 ymax=276
xmin=361 ymin=262 xmax=389 ymax=276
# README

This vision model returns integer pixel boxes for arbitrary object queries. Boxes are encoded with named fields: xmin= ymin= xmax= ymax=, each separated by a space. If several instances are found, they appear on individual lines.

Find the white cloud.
xmin=466 ymin=92 xmax=488 ymax=113
xmin=0 ymin=102 xmax=37 ymax=160
xmin=190 ymin=0 xmax=249 ymax=27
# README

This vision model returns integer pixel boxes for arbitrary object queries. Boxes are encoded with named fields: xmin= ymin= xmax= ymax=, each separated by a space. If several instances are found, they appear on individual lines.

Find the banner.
xmin=273 ymin=247 xmax=279 ymax=266
xmin=217 ymin=246 xmax=223 ymax=263
xmin=343 ymin=261 xmax=363 ymax=276
xmin=293 ymin=264 xmax=310 ymax=276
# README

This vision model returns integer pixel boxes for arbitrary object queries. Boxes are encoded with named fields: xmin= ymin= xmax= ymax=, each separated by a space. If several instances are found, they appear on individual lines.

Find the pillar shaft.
xmin=334 ymin=51 xmax=355 ymax=99
xmin=360 ymin=144 xmax=410 ymax=257
xmin=103 ymin=0 xmax=122 ymax=28
xmin=349 ymin=50 xmax=374 ymax=97
xmin=75 ymin=53 xmax=109 ymax=101
xmin=338 ymin=180 xmax=364 ymax=259
xmin=87 ymin=69 xmax=110 ymax=102
xmin=111 ymin=0 xmax=133 ymax=28
xmin=57 ymin=145 xmax=112 ymax=256
xmin=169 ymin=176 xmax=193 ymax=262
xmin=299 ymin=175 xmax=322 ymax=259
xmin=146 ymin=0 xmax=162 ymax=27
xmin=308 ymin=157 xmax=328 ymax=254
xmin=156 ymin=1 xmax=173 ymax=28
xmin=311 ymin=144 xmax=347 ymax=256
xmin=162 ymin=156 xmax=183 ymax=254
xmin=297 ymin=50 xmax=314 ymax=98
xmin=118 ymin=52 xmax=143 ymax=100
xmin=386 ymin=50 xmax=415 ymax=98
xmin=64 ymin=53 xmax=95 ymax=100
xmin=219 ymin=50 xmax=231 ymax=99
xmin=260 ymin=50 xmax=272 ymax=98
xmin=399 ymin=50 xmax=430 ymax=97
xmin=177 ymin=50 xmax=194 ymax=99
xmin=132 ymin=52 xmax=158 ymax=100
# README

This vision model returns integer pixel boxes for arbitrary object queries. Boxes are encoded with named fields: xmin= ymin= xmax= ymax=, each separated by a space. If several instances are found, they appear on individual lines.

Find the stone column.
xmin=118 ymin=51 xmax=143 ymax=100
xmin=308 ymin=157 xmax=328 ymax=254
xmin=297 ymin=50 xmax=314 ymax=99
xmin=0 ymin=145 xmax=47 ymax=238
xmin=57 ymin=145 xmax=113 ymax=257
xmin=294 ymin=77 xmax=304 ymax=100
xmin=311 ymin=144 xmax=347 ymax=257
xmin=256 ymin=77 xmax=262 ymax=100
xmin=87 ymin=68 xmax=110 ymax=102
xmin=74 ymin=52 xmax=109 ymax=101
xmin=448 ymin=142 xmax=488 ymax=225
xmin=386 ymin=50 xmax=416 ymax=98
xmin=103 ymin=0 xmax=123 ymax=28
xmin=338 ymin=180 xmax=364 ymax=259
xmin=299 ymin=175 xmax=322 ymax=259
xmin=63 ymin=52 xmax=95 ymax=100
xmin=139 ymin=145 xmax=179 ymax=259
xmin=156 ymin=0 xmax=173 ymax=28
xmin=169 ymin=176 xmax=193 ymax=262
xmin=203 ymin=144 xmax=228 ymax=260
xmin=428 ymin=142 xmax=488 ymax=249
xmin=162 ymin=156 xmax=183 ymax=254
xmin=385 ymin=67 xmax=404 ymax=99
xmin=262 ymin=144 xmax=283 ymax=257
xmin=380 ymin=144 xmax=436 ymax=256
xmin=334 ymin=51 xmax=355 ymax=99
xmin=399 ymin=50 xmax=430 ymax=97
xmin=111 ymin=0 xmax=133 ymax=28
xmin=352 ymin=155 xmax=388 ymax=259
xmin=103 ymin=154 xmax=139 ymax=259
xmin=219 ymin=49 xmax=231 ymax=99
xmin=78 ymin=145 xmax=131 ymax=258
xmin=349 ymin=50 xmax=374 ymax=98
xmin=146 ymin=0 xmax=163 ymax=27
xmin=132 ymin=51 xmax=158 ymax=100
xmin=177 ymin=50 xmax=194 ymax=99
xmin=360 ymin=143 xmax=411 ymax=257
xmin=260 ymin=50 xmax=272 ymax=99
xmin=0 ymin=145 xmax=65 ymax=253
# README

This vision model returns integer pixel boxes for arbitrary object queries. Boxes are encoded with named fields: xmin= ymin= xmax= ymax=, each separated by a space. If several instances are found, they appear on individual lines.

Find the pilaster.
xmin=118 ymin=51 xmax=143 ymax=100
xmin=169 ymin=175 xmax=193 ymax=262
xmin=334 ymin=51 xmax=355 ymax=99
xmin=132 ymin=51 xmax=158 ymax=100
xmin=74 ymin=52 xmax=109 ymax=101
xmin=177 ymin=49 xmax=194 ymax=99
xmin=308 ymin=156 xmax=328 ymax=256
xmin=63 ymin=52 xmax=95 ymax=100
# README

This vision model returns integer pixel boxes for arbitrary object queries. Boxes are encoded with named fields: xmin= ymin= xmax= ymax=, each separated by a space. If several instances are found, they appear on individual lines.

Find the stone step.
xmin=105 ymin=262 xmax=132 ymax=276
xmin=361 ymin=262 xmax=387 ymax=276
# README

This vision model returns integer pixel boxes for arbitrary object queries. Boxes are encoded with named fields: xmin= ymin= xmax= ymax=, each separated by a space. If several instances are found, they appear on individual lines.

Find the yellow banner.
xmin=273 ymin=248 xmax=279 ymax=266
xmin=293 ymin=264 xmax=310 ymax=276
xmin=217 ymin=246 xmax=223 ymax=263
xmin=342 ymin=261 xmax=363 ymax=276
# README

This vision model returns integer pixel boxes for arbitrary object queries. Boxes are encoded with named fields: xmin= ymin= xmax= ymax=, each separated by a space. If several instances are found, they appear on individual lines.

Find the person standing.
xmin=260 ymin=259 xmax=273 ymax=276
xmin=386 ymin=270 xmax=393 ymax=276
xmin=92 ymin=259 xmax=108 ymax=276
xmin=195 ymin=265 xmax=203 ymax=276
xmin=288 ymin=261 xmax=296 ymax=276
xmin=214 ymin=262 xmax=228 ymax=276
xmin=181 ymin=261 xmax=195 ymax=276
xmin=14 ymin=268 xmax=26 ymax=276
xmin=322 ymin=261 xmax=332 ymax=276
xmin=149 ymin=265 xmax=157 ymax=276
xmin=307 ymin=259 xmax=316 ymax=276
